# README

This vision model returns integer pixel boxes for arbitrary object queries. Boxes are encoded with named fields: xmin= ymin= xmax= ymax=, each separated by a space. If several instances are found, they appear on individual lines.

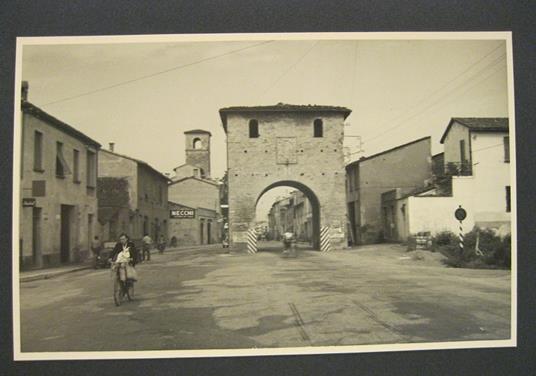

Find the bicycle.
xmin=111 ymin=261 xmax=135 ymax=306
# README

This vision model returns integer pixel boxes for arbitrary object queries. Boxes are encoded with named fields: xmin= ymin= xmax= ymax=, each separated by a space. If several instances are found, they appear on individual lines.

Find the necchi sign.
xmin=170 ymin=208 xmax=195 ymax=219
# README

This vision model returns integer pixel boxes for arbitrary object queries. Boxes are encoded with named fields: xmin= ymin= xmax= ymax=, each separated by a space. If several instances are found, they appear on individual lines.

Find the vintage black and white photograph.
xmin=12 ymin=32 xmax=516 ymax=360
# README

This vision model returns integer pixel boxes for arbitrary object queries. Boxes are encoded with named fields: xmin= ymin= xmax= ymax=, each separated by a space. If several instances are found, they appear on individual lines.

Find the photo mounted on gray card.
xmin=12 ymin=32 xmax=516 ymax=360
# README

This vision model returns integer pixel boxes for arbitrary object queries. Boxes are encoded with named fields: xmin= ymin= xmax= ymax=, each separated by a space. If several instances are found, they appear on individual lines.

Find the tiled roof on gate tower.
xmin=219 ymin=103 xmax=352 ymax=132
xmin=184 ymin=129 xmax=212 ymax=136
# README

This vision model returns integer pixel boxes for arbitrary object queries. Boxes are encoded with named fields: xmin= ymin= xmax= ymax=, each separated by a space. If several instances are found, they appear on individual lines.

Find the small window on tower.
xmin=249 ymin=119 xmax=259 ymax=138
xmin=314 ymin=119 xmax=323 ymax=137
xmin=193 ymin=138 xmax=203 ymax=149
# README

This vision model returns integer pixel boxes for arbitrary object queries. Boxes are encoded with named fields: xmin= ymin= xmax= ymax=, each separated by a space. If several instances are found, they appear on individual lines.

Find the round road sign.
xmin=454 ymin=206 xmax=467 ymax=221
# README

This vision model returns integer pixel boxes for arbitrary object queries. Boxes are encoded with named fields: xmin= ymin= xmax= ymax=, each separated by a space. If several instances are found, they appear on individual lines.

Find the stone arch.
xmin=256 ymin=180 xmax=321 ymax=250
xmin=193 ymin=137 xmax=203 ymax=149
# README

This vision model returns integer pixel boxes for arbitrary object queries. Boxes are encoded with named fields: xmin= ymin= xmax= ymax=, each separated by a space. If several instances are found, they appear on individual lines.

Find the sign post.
xmin=454 ymin=205 xmax=467 ymax=256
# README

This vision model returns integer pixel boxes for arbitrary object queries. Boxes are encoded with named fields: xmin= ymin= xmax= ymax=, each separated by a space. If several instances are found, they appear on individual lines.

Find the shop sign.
xmin=170 ymin=208 xmax=195 ymax=218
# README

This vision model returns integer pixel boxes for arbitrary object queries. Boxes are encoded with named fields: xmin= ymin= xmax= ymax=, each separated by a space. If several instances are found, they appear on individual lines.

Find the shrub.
xmin=433 ymin=228 xmax=511 ymax=269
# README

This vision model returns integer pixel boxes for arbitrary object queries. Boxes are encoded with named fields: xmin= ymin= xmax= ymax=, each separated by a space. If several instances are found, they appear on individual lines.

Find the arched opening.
xmin=255 ymin=180 xmax=321 ymax=252
xmin=193 ymin=138 xmax=203 ymax=149
xmin=249 ymin=119 xmax=259 ymax=138
xmin=313 ymin=118 xmax=323 ymax=137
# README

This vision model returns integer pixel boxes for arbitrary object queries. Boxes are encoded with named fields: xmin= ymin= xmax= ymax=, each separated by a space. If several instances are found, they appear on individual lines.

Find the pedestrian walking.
xmin=90 ymin=235 xmax=103 ymax=268
xmin=157 ymin=234 xmax=166 ymax=254
xmin=142 ymin=233 xmax=152 ymax=261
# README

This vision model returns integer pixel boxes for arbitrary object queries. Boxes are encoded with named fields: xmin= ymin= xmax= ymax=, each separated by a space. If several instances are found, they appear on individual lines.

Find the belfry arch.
xmin=219 ymin=104 xmax=351 ymax=252
xmin=256 ymin=180 xmax=321 ymax=249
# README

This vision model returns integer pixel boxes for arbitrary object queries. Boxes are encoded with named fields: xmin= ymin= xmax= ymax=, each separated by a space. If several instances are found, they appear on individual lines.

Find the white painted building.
xmin=385 ymin=118 xmax=511 ymax=239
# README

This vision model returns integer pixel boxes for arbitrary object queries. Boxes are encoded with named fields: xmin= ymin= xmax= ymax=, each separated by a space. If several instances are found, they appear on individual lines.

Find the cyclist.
xmin=110 ymin=233 xmax=139 ymax=266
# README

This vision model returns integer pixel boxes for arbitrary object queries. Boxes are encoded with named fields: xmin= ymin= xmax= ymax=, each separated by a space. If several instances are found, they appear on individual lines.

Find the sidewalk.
xmin=19 ymin=243 xmax=226 ymax=282
xmin=20 ymin=261 xmax=94 ymax=283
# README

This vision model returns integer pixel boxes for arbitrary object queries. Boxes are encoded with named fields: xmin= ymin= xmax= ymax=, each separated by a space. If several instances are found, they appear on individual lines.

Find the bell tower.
xmin=184 ymin=129 xmax=211 ymax=178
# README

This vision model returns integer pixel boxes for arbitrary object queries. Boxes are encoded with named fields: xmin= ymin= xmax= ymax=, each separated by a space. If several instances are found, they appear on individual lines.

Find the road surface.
xmin=19 ymin=242 xmax=511 ymax=352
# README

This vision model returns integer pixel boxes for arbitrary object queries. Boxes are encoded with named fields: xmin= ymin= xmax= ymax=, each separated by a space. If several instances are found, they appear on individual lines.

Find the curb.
xmin=20 ymin=265 xmax=93 ymax=283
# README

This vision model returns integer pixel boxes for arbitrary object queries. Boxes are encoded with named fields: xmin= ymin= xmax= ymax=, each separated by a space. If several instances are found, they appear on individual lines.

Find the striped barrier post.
xmin=458 ymin=220 xmax=464 ymax=256
xmin=320 ymin=226 xmax=332 ymax=252
xmin=247 ymin=229 xmax=258 ymax=254
xmin=454 ymin=206 xmax=467 ymax=257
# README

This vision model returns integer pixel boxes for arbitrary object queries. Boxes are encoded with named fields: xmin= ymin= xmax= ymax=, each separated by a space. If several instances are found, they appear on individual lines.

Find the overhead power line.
xmin=260 ymin=41 xmax=319 ymax=100
xmin=41 ymin=40 xmax=275 ymax=107
xmin=363 ymin=53 xmax=506 ymax=144
xmin=361 ymin=43 xmax=506 ymax=144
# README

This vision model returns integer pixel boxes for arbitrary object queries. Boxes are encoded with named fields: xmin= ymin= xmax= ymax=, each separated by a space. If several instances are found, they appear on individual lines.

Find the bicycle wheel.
xmin=126 ymin=281 xmax=134 ymax=301
xmin=113 ymin=278 xmax=122 ymax=306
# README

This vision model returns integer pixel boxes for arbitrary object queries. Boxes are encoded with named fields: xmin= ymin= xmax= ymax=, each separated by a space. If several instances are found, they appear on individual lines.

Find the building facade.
xmin=220 ymin=103 xmax=350 ymax=250
xmin=346 ymin=136 xmax=432 ymax=244
xmin=168 ymin=201 xmax=219 ymax=246
xmin=19 ymin=88 xmax=101 ymax=269
xmin=267 ymin=191 xmax=313 ymax=242
xmin=97 ymin=147 xmax=170 ymax=244
xmin=390 ymin=118 xmax=511 ymax=239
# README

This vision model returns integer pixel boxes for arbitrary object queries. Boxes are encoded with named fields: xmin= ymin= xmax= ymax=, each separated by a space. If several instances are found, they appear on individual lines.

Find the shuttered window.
xmin=33 ymin=131 xmax=44 ymax=171
xmin=56 ymin=142 xmax=71 ymax=178
xmin=504 ymin=136 xmax=510 ymax=163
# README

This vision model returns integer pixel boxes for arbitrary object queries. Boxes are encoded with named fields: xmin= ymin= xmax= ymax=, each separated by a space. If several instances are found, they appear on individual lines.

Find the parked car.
xmin=94 ymin=241 xmax=115 ymax=269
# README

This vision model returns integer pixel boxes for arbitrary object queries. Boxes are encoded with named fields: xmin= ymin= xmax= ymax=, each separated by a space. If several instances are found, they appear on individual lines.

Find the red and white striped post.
xmin=454 ymin=205 xmax=467 ymax=256
xmin=458 ymin=220 xmax=464 ymax=255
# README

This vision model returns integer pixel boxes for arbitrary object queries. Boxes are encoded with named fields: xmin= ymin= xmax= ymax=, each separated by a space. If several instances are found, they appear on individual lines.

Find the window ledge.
xmin=33 ymin=168 xmax=45 ymax=173
xmin=56 ymin=174 xmax=65 ymax=179
xmin=74 ymin=180 xmax=81 ymax=184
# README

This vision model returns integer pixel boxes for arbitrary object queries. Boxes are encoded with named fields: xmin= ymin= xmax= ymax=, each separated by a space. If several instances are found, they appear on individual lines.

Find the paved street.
xmin=19 ymin=243 xmax=511 ymax=352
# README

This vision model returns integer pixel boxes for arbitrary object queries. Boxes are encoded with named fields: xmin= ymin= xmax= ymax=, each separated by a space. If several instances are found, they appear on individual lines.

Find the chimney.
xmin=21 ymin=81 xmax=29 ymax=101
xmin=109 ymin=142 xmax=115 ymax=152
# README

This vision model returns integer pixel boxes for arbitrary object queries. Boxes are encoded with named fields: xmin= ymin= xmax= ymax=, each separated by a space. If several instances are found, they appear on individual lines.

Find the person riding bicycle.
xmin=110 ymin=233 xmax=138 ymax=305
xmin=110 ymin=233 xmax=139 ymax=266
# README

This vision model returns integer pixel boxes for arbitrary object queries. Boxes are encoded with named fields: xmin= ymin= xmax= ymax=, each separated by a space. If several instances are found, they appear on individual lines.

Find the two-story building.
xmin=345 ymin=136 xmax=433 ymax=244
xmin=97 ymin=145 xmax=170 ymax=244
xmin=19 ymin=82 xmax=101 ymax=269
xmin=384 ymin=118 xmax=511 ymax=240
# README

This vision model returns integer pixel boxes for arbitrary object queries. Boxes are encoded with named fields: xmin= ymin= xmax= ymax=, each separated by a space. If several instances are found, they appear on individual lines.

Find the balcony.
xmin=445 ymin=161 xmax=472 ymax=176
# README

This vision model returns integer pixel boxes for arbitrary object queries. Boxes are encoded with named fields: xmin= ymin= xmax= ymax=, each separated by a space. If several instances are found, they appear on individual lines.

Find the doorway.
xmin=32 ymin=207 xmax=42 ymax=267
xmin=88 ymin=213 xmax=93 ymax=254
xmin=200 ymin=219 xmax=205 ymax=245
xmin=207 ymin=220 xmax=212 ymax=244
xmin=60 ymin=205 xmax=74 ymax=263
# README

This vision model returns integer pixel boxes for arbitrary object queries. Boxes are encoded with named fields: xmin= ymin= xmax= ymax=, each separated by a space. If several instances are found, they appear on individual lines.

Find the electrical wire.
xmin=362 ymin=53 xmax=506 ymax=144
xmin=259 ymin=41 xmax=319 ymax=100
xmin=41 ymin=40 xmax=275 ymax=107
xmin=360 ymin=48 xmax=505 ymax=142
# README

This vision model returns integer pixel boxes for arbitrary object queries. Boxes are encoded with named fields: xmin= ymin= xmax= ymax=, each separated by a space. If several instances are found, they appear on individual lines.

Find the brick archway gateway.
xmin=256 ymin=180 xmax=321 ymax=249
xmin=220 ymin=104 xmax=351 ymax=252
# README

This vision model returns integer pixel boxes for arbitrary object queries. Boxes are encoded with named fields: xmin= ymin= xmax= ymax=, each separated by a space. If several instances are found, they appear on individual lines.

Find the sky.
xmin=19 ymin=36 xmax=509 ymax=220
